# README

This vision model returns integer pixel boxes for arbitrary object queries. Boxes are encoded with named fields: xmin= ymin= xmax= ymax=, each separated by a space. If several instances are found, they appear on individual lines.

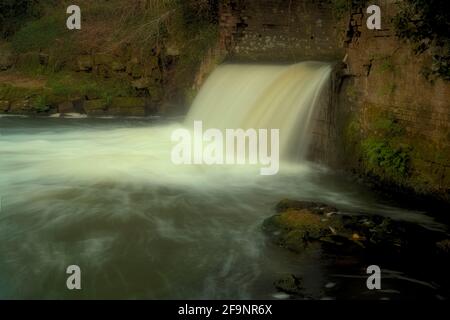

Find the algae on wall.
xmin=336 ymin=0 xmax=450 ymax=202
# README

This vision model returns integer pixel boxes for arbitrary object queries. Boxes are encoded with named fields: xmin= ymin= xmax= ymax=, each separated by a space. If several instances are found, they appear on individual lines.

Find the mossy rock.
xmin=274 ymin=274 xmax=303 ymax=295
xmin=263 ymin=208 xmax=343 ymax=253
xmin=264 ymin=199 xmax=447 ymax=258
xmin=275 ymin=199 xmax=338 ymax=214
xmin=84 ymin=99 xmax=107 ymax=116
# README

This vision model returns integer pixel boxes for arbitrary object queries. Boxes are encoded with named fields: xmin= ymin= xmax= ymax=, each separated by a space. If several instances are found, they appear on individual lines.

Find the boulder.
xmin=274 ymin=274 xmax=303 ymax=295
xmin=264 ymin=199 xmax=446 ymax=257
xmin=263 ymin=202 xmax=344 ymax=252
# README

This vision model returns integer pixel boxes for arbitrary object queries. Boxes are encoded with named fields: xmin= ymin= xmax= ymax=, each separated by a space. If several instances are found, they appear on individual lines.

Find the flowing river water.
xmin=0 ymin=63 xmax=448 ymax=299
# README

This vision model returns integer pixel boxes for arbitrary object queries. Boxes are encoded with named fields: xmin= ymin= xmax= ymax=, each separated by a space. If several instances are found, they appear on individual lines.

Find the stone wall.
xmin=217 ymin=0 xmax=450 ymax=201
xmin=338 ymin=1 xmax=450 ymax=201
xmin=0 ymin=40 xmax=175 ymax=116
xmin=220 ymin=0 xmax=345 ymax=62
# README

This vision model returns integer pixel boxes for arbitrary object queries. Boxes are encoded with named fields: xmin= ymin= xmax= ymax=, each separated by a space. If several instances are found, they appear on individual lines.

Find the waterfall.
xmin=185 ymin=62 xmax=332 ymax=160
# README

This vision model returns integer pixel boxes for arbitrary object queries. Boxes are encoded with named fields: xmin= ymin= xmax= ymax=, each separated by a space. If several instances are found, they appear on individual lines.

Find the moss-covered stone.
xmin=83 ymin=99 xmax=107 ymax=116
xmin=264 ymin=199 xmax=446 ymax=257
xmin=264 ymin=201 xmax=344 ymax=252
xmin=274 ymin=274 xmax=303 ymax=295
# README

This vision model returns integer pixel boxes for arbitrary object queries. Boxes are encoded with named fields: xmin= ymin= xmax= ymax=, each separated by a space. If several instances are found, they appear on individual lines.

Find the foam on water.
xmin=0 ymin=63 xmax=444 ymax=299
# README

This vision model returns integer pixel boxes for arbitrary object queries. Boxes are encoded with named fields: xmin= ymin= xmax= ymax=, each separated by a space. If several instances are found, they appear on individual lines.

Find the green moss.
xmin=46 ymin=73 xmax=134 ymax=100
xmin=11 ymin=15 xmax=70 ymax=53
xmin=379 ymin=57 xmax=396 ymax=74
xmin=372 ymin=115 xmax=404 ymax=136
xmin=362 ymin=138 xmax=412 ymax=179
xmin=0 ymin=83 xmax=40 ymax=100
xmin=344 ymin=116 xmax=360 ymax=143
xmin=345 ymin=84 xmax=359 ymax=100
xmin=394 ymin=0 xmax=450 ymax=81
xmin=32 ymin=95 xmax=51 ymax=113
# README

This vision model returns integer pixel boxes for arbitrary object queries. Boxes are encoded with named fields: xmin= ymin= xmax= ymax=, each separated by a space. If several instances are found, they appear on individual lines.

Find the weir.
xmin=185 ymin=62 xmax=332 ymax=161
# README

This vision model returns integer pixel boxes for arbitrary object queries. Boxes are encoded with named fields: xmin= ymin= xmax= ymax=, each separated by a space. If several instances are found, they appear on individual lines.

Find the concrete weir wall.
xmin=219 ymin=0 xmax=345 ymax=62
xmin=218 ymin=0 xmax=344 ymax=163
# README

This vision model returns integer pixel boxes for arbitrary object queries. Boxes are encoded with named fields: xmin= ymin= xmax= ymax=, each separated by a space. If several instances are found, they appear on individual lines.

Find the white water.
xmin=186 ymin=62 xmax=332 ymax=159
xmin=0 ymin=63 xmax=442 ymax=299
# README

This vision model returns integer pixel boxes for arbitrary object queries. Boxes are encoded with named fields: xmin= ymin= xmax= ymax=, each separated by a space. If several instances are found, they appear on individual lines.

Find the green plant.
xmin=373 ymin=116 xmax=404 ymax=136
xmin=393 ymin=0 xmax=450 ymax=81
xmin=33 ymin=95 xmax=51 ymax=113
xmin=362 ymin=138 xmax=411 ymax=179
xmin=11 ymin=15 xmax=68 ymax=53
xmin=379 ymin=57 xmax=395 ymax=74
xmin=0 ymin=0 xmax=42 ymax=38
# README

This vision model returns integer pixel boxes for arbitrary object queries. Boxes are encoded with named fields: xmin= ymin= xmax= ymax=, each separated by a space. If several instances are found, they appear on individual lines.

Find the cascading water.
xmin=186 ymin=62 xmax=332 ymax=160
xmin=0 ymin=62 xmax=442 ymax=300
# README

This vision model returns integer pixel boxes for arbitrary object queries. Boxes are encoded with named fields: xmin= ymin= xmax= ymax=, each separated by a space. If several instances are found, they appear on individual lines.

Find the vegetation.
xmin=11 ymin=15 xmax=70 ymax=53
xmin=362 ymin=138 xmax=411 ymax=180
xmin=344 ymin=108 xmax=412 ymax=182
xmin=394 ymin=0 xmax=450 ymax=81
xmin=0 ymin=0 xmax=42 ymax=38
xmin=0 ymin=0 xmax=220 ymax=109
